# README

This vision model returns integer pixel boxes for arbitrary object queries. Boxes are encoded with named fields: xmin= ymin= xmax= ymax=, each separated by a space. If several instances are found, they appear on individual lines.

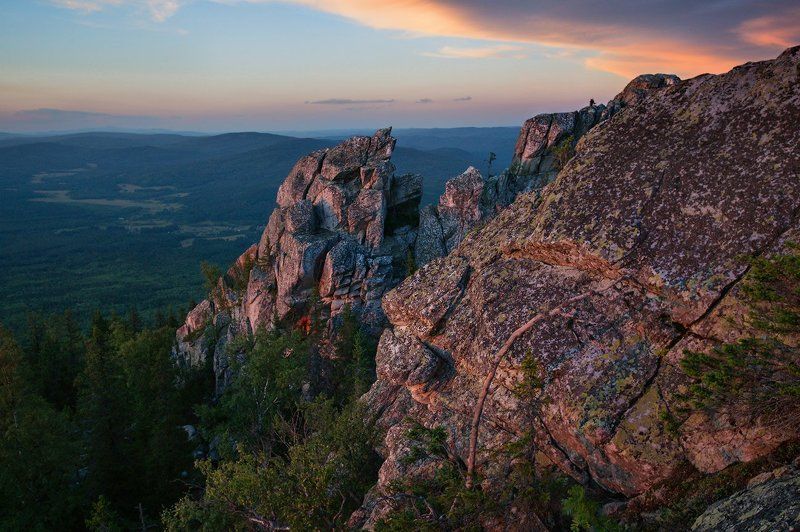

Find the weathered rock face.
xmin=360 ymin=46 xmax=800 ymax=523
xmin=415 ymin=167 xmax=488 ymax=266
xmin=511 ymin=73 xmax=680 ymax=178
xmin=414 ymin=74 xmax=683 ymax=269
xmin=692 ymin=462 xmax=800 ymax=531
xmin=603 ymin=73 xmax=681 ymax=118
xmin=512 ymin=105 xmax=602 ymax=177
xmin=174 ymin=128 xmax=422 ymax=391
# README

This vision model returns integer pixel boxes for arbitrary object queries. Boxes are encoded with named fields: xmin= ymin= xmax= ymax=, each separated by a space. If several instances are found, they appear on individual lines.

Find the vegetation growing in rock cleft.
xmin=680 ymin=244 xmax=800 ymax=428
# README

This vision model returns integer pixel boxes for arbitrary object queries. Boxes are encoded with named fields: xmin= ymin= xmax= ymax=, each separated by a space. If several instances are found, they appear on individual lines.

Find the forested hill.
xmin=0 ymin=127 xmax=515 ymax=332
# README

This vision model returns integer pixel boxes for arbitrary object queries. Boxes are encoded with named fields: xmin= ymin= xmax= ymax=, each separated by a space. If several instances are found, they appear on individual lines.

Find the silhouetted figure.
xmin=589 ymin=98 xmax=596 ymax=107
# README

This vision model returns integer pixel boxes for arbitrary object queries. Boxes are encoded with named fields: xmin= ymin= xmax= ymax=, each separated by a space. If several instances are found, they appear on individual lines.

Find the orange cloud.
xmin=241 ymin=0 xmax=797 ymax=78
xmin=421 ymin=44 xmax=525 ymax=59
xmin=737 ymin=8 xmax=800 ymax=49
xmin=584 ymin=41 xmax=743 ymax=79
xmin=56 ymin=0 xmax=800 ymax=78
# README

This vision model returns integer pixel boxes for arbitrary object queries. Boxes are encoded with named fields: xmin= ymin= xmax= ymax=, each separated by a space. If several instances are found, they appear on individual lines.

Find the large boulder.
xmin=692 ymin=464 xmax=800 ymax=531
xmin=360 ymin=46 xmax=800 ymax=524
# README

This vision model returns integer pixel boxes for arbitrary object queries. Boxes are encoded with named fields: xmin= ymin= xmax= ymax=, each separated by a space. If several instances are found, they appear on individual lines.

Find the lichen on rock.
xmin=174 ymin=128 xmax=422 ymax=392
xmin=358 ymin=45 xmax=800 ymax=525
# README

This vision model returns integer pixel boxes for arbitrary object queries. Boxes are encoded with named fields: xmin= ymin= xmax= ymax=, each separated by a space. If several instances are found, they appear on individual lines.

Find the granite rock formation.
xmin=415 ymin=74 xmax=682 ymax=268
xmin=692 ymin=462 xmax=800 ymax=531
xmin=174 ymin=128 xmax=422 ymax=392
xmin=357 ymin=46 xmax=800 ymax=525
xmin=171 ymin=46 xmax=800 ymax=528
xmin=511 ymin=74 xmax=678 ymax=178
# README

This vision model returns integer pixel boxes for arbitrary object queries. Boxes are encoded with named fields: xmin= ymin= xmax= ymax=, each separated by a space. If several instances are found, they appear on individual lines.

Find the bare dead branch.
xmin=465 ymin=279 xmax=617 ymax=488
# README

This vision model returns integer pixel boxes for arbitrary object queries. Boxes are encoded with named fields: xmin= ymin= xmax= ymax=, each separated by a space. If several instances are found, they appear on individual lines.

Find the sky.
xmin=0 ymin=0 xmax=798 ymax=133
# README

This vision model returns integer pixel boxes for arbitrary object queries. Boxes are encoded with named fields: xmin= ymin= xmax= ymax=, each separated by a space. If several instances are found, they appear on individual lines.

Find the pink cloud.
xmin=242 ymin=0 xmax=799 ymax=77
xmin=737 ymin=7 xmax=800 ymax=48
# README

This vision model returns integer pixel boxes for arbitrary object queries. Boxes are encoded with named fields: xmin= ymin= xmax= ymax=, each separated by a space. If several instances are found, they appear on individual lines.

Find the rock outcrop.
xmin=511 ymin=73 xmax=679 ymax=178
xmin=172 ymin=44 xmax=799 ymax=528
xmin=415 ymin=74 xmax=682 ymax=268
xmin=416 ymin=166 xmax=487 ymax=266
xmin=359 ymin=46 xmax=800 ymax=524
xmin=692 ymin=462 xmax=800 ymax=531
xmin=177 ymin=75 xmax=678 ymax=388
xmin=511 ymin=105 xmax=602 ymax=178
xmin=174 ymin=128 xmax=422 ymax=392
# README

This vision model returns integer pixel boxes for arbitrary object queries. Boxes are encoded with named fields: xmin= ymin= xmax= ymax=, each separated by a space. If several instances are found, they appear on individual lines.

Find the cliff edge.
xmin=357 ymin=46 xmax=800 ymax=527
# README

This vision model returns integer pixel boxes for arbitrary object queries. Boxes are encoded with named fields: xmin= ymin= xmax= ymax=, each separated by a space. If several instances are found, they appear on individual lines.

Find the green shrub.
xmin=512 ymin=349 xmax=544 ymax=399
xmin=401 ymin=422 xmax=449 ymax=465
xmin=552 ymin=135 xmax=576 ymax=170
xmin=680 ymin=245 xmax=800 ymax=426
xmin=405 ymin=249 xmax=418 ymax=276
xmin=227 ymin=253 xmax=254 ymax=295
xmin=165 ymin=400 xmax=380 ymax=530
xmin=166 ymin=320 xmax=381 ymax=530
xmin=562 ymin=486 xmax=621 ymax=531
xmin=200 ymin=261 xmax=222 ymax=294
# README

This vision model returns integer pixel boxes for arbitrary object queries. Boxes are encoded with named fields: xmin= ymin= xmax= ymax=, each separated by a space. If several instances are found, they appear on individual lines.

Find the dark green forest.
xmin=0 ymin=127 xmax=518 ymax=529
xmin=0 ymin=301 xmax=380 ymax=530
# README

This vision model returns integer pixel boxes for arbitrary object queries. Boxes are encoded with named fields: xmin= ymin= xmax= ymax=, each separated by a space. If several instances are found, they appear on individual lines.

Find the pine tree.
xmin=22 ymin=311 xmax=85 ymax=410
xmin=352 ymin=328 xmax=371 ymax=397
xmin=77 ymin=332 xmax=129 ymax=506
xmin=0 ymin=327 xmax=83 ymax=529
xmin=680 ymin=245 xmax=800 ymax=427
xmin=127 ymin=306 xmax=143 ymax=334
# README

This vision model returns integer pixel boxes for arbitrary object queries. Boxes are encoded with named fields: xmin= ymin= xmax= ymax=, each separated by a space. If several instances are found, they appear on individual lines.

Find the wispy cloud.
xmin=47 ymin=0 xmax=800 ymax=77
xmin=736 ymin=6 xmax=800 ymax=48
xmin=51 ymin=0 xmax=121 ymax=12
xmin=452 ymin=96 xmax=472 ymax=102
xmin=50 ymin=0 xmax=183 ymax=22
xmin=13 ymin=108 xmax=154 ymax=119
xmin=422 ymin=44 xmax=524 ymax=59
xmin=305 ymin=98 xmax=395 ymax=105
xmin=146 ymin=0 xmax=183 ymax=21
xmin=227 ymin=0 xmax=800 ymax=78
xmin=416 ymin=98 xmax=433 ymax=104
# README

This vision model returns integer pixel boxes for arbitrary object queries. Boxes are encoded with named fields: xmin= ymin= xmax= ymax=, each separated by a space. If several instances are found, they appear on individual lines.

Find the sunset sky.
xmin=1 ymin=0 xmax=798 ymax=132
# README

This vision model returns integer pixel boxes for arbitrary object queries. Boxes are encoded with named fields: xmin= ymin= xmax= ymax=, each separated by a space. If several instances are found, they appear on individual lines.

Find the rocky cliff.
xmin=175 ymin=45 xmax=800 ymax=528
xmin=174 ymin=74 xmax=677 ymax=392
xmin=356 ymin=46 xmax=800 ymax=526
xmin=174 ymin=62 xmax=678 ymax=393
xmin=414 ymin=73 xmax=680 ymax=268
xmin=175 ymin=128 xmax=423 ymax=392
